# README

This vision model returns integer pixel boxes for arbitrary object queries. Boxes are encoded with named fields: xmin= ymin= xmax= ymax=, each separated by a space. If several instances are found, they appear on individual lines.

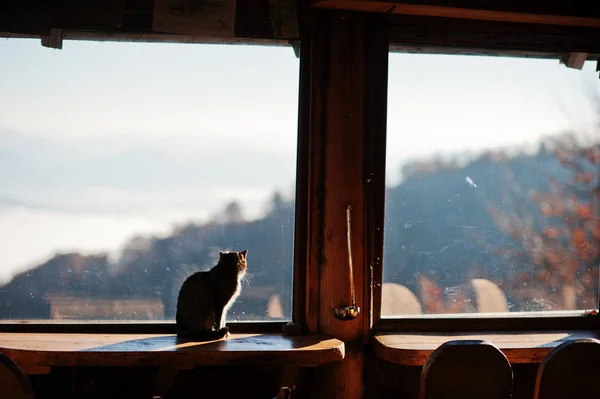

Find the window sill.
xmin=0 ymin=332 xmax=345 ymax=374
xmin=0 ymin=321 xmax=287 ymax=334
xmin=372 ymin=330 xmax=600 ymax=365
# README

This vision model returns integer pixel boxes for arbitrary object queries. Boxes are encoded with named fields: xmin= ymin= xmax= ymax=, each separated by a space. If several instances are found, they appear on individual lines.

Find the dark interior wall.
xmin=27 ymin=365 xmax=289 ymax=399
xmin=24 ymin=347 xmax=543 ymax=399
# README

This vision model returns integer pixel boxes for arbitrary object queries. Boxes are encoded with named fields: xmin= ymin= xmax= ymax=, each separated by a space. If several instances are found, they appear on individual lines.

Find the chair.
xmin=273 ymin=387 xmax=292 ymax=399
xmin=0 ymin=352 xmax=36 ymax=399
xmin=534 ymin=337 xmax=600 ymax=399
xmin=419 ymin=339 xmax=513 ymax=399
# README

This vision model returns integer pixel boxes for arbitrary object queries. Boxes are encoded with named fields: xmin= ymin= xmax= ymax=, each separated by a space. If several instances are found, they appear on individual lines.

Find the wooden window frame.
xmin=369 ymin=17 xmax=600 ymax=335
xmin=2 ymin=10 xmax=600 ymax=337
xmin=0 ymin=40 xmax=309 ymax=336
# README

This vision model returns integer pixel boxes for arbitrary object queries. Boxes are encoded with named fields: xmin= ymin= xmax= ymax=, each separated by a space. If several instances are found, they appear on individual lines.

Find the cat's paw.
xmin=218 ymin=327 xmax=230 ymax=339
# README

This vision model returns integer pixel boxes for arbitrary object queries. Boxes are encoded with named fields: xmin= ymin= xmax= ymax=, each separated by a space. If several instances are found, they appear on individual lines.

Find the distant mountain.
xmin=0 ymin=134 xmax=597 ymax=319
xmin=383 ymin=136 xmax=597 ymax=311
xmin=0 ymin=193 xmax=295 ymax=320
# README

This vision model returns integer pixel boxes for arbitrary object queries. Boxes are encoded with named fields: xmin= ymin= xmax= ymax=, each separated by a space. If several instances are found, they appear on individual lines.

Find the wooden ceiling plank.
xmin=308 ymin=1 xmax=600 ymax=28
xmin=268 ymin=0 xmax=299 ymax=39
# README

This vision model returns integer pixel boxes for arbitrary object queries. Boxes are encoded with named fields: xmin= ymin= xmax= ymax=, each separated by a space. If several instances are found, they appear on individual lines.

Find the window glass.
xmin=0 ymin=40 xmax=299 ymax=322
xmin=383 ymin=53 xmax=599 ymax=317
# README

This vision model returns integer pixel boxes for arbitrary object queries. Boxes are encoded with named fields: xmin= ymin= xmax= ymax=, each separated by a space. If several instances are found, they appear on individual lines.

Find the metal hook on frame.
xmin=333 ymin=204 xmax=360 ymax=321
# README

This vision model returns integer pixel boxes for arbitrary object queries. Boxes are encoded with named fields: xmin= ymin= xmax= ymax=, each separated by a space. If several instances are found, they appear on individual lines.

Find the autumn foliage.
xmin=417 ymin=274 xmax=472 ymax=314
xmin=414 ymin=134 xmax=599 ymax=314
xmin=488 ymin=136 xmax=600 ymax=311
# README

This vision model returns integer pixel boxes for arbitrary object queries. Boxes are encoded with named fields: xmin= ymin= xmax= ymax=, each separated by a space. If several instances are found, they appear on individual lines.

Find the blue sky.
xmin=0 ymin=38 xmax=598 ymax=283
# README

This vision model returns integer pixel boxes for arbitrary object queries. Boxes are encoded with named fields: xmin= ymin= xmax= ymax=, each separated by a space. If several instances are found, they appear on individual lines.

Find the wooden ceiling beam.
xmin=381 ymin=13 xmax=600 ymax=56
xmin=0 ymin=0 xmax=279 ymax=39
xmin=307 ymin=1 xmax=600 ymax=28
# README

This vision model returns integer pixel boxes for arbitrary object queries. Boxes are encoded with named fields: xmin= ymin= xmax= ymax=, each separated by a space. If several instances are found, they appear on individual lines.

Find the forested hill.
xmin=1 ymin=134 xmax=597 ymax=319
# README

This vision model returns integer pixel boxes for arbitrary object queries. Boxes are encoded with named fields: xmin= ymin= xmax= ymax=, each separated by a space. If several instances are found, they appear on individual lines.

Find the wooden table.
xmin=0 ymin=332 xmax=344 ymax=371
xmin=373 ymin=330 xmax=600 ymax=366
xmin=0 ymin=333 xmax=345 ymax=397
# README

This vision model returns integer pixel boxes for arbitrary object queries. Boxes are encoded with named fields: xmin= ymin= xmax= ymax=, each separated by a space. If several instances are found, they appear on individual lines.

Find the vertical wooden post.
xmin=301 ymin=10 xmax=388 ymax=399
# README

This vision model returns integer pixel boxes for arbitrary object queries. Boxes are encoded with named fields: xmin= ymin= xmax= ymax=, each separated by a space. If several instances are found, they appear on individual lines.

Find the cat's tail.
xmin=176 ymin=327 xmax=230 ymax=341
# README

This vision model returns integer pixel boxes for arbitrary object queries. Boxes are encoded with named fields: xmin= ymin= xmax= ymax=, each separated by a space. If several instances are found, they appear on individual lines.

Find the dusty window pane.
xmin=382 ymin=53 xmax=599 ymax=317
xmin=0 ymin=40 xmax=298 ymax=322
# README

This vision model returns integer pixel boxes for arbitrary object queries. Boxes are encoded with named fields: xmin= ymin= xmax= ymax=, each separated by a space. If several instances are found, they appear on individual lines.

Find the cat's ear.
xmin=240 ymin=249 xmax=248 ymax=259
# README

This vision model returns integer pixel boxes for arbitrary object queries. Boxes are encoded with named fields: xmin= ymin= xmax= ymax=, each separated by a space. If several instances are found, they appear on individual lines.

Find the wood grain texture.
xmin=308 ymin=1 xmax=600 ymax=28
xmin=0 ymin=333 xmax=344 ymax=372
xmin=317 ymin=14 xmax=366 ymax=344
xmin=373 ymin=331 xmax=600 ymax=365
xmin=305 ymin=12 xmax=368 ymax=399
xmin=534 ymin=338 xmax=600 ymax=399
xmin=304 ymin=11 xmax=388 ymax=399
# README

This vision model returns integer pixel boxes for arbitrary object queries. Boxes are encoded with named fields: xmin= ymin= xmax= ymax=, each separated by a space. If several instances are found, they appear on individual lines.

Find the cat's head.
xmin=219 ymin=249 xmax=248 ymax=275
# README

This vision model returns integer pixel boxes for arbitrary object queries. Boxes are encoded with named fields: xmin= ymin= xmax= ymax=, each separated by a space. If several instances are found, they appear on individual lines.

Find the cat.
xmin=175 ymin=249 xmax=248 ymax=341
